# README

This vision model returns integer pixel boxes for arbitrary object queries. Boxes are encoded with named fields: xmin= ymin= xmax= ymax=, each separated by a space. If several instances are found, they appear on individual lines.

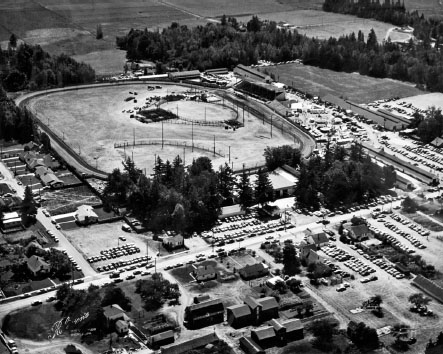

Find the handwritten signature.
xmin=48 ymin=312 xmax=89 ymax=339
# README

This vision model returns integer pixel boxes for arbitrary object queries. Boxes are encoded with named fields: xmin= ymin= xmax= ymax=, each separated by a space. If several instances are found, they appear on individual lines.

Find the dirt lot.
xmin=161 ymin=101 xmax=237 ymax=122
xmin=27 ymin=84 xmax=295 ymax=174
xmin=62 ymin=221 xmax=150 ymax=262
xmin=41 ymin=185 xmax=101 ymax=215
xmin=400 ymin=92 xmax=443 ymax=111
xmin=263 ymin=63 xmax=422 ymax=104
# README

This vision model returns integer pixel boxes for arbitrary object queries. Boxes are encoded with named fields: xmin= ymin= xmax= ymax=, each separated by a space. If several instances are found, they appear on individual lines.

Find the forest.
xmin=0 ymin=35 xmax=95 ymax=92
xmin=294 ymin=143 xmax=396 ymax=210
xmin=116 ymin=14 xmax=443 ymax=92
xmin=0 ymin=84 xmax=35 ymax=143
xmin=102 ymin=155 xmax=274 ymax=234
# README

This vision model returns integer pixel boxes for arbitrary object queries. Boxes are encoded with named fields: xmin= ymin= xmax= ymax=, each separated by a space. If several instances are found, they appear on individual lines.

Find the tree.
xmin=254 ymin=168 xmax=274 ymax=207
xmin=264 ymin=145 xmax=301 ymax=171
xmin=408 ymin=293 xmax=431 ymax=308
xmin=347 ymin=322 xmax=379 ymax=350
xmin=46 ymin=248 xmax=72 ymax=279
xmin=101 ymin=285 xmax=132 ymax=311
xmin=311 ymin=319 xmax=336 ymax=351
xmin=9 ymin=33 xmax=17 ymax=48
xmin=96 ymin=24 xmax=104 ymax=39
xmin=40 ymin=132 xmax=51 ymax=152
xmin=402 ymin=196 xmax=419 ymax=213
xmin=21 ymin=186 xmax=37 ymax=226
xmin=238 ymin=170 xmax=254 ymax=210
xmin=217 ymin=163 xmax=235 ymax=202
xmin=283 ymin=243 xmax=301 ymax=275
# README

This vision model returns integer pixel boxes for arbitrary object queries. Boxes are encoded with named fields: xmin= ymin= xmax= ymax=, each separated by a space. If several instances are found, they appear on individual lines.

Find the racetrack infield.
xmin=26 ymin=84 xmax=299 ymax=174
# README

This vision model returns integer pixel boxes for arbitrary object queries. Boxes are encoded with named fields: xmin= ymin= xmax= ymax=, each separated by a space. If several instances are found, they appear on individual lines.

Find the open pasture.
xmin=263 ymin=63 xmax=422 ymax=104
xmin=236 ymin=10 xmax=392 ymax=41
xmin=166 ymin=0 xmax=323 ymax=18
xmin=27 ymin=83 xmax=296 ymax=174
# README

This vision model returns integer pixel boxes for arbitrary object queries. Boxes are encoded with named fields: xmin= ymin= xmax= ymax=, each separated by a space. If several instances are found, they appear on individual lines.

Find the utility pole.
xmin=133 ymin=128 xmax=135 ymax=147
xmin=162 ymin=121 xmax=164 ymax=149
xmin=271 ymin=115 xmax=273 ymax=138
xmin=243 ymin=105 xmax=245 ymax=126
xmin=229 ymin=146 xmax=231 ymax=163
xmin=213 ymin=135 xmax=215 ymax=157
xmin=183 ymin=147 xmax=186 ymax=165
xmin=191 ymin=121 xmax=194 ymax=152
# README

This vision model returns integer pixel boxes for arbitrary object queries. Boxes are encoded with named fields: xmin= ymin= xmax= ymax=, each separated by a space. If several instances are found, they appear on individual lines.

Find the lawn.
xmin=262 ymin=63 xmax=422 ymax=104
xmin=401 ymin=212 xmax=443 ymax=232
xmin=27 ymin=83 xmax=295 ymax=174
xmin=41 ymin=185 xmax=101 ymax=215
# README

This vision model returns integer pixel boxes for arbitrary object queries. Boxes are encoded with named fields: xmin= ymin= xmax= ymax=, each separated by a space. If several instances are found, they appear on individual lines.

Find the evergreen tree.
xmin=96 ymin=24 xmax=103 ymax=40
xmin=21 ymin=186 xmax=37 ymax=226
xmin=238 ymin=170 xmax=254 ymax=210
xmin=217 ymin=163 xmax=235 ymax=201
xmin=254 ymin=168 xmax=274 ymax=207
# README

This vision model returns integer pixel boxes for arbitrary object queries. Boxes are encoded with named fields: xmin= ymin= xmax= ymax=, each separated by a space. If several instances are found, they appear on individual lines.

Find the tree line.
xmin=295 ymin=143 xmax=396 ymax=210
xmin=103 ymin=154 xmax=276 ymax=234
xmin=0 ymin=35 xmax=95 ymax=92
xmin=323 ymin=0 xmax=443 ymax=46
xmin=0 ymin=84 xmax=35 ymax=142
xmin=117 ymin=15 xmax=443 ymax=92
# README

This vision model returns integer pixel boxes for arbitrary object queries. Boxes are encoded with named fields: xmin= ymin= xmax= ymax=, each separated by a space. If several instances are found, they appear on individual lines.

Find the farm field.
xmin=236 ymin=10 xmax=392 ymax=41
xmin=262 ymin=63 xmax=423 ymax=104
xmin=26 ymin=84 xmax=297 ymax=174
xmin=166 ymin=0 xmax=323 ymax=17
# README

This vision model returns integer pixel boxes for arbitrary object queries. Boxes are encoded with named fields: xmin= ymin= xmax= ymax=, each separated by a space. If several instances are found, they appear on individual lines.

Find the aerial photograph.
xmin=2 ymin=0 xmax=443 ymax=354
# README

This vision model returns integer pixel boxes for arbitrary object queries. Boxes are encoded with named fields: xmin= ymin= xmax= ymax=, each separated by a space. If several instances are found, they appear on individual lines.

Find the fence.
xmin=114 ymin=139 xmax=225 ymax=157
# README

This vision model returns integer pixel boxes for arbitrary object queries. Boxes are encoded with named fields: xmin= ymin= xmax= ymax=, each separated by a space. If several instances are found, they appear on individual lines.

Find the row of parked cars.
xmin=389 ymin=143 xmax=443 ymax=171
xmin=100 ymin=256 xmax=153 ymax=273
xmin=384 ymin=218 xmax=426 ymax=249
xmin=87 ymin=243 xmax=141 ymax=263
xmin=390 ymin=213 xmax=430 ymax=236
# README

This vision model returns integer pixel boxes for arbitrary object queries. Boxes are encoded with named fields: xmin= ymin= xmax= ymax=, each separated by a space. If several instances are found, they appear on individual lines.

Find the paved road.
xmin=0 ymin=200 xmax=401 ymax=325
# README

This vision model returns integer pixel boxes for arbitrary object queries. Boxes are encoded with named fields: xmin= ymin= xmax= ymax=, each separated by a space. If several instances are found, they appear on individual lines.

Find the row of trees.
xmin=295 ymin=143 xmax=396 ymax=210
xmin=1 ymin=37 xmax=95 ymax=91
xmin=103 ymin=155 xmax=276 ymax=233
xmin=117 ymin=16 xmax=443 ymax=92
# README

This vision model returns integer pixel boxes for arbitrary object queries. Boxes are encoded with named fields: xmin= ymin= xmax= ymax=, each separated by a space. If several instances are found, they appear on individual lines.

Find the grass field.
xmin=27 ymin=84 xmax=296 ymax=174
xmin=262 ymin=63 xmax=423 ymax=104
xmin=236 ymin=10 xmax=392 ymax=41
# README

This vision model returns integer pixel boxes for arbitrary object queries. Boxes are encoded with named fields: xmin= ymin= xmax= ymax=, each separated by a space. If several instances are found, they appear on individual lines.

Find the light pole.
xmin=94 ymin=156 xmax=99 ymax=169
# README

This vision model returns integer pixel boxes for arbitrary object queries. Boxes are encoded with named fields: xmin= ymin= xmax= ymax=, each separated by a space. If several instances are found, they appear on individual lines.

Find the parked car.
xmin=31 ymin=300 xmax=42 ymax=306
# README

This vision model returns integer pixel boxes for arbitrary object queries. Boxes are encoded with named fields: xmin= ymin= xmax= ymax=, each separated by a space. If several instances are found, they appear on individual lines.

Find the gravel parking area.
xmin=62 ymin=221 xmax=150 ymax=267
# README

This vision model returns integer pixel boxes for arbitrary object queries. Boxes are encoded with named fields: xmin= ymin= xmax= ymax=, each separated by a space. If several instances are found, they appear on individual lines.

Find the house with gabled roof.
xmin=193 ymin=265 xmax=217 ymax=282
xmin=26 ymin=255 xmax=50 ymax=277
xmin=184 ymin=298 xmax=224 ymax=329
xmin=239 ymin=263 xmax=269 ymax=280
xmin=226 ymin=304 xmax=252 ymax=328
xmin=244 ymin=296 xmax=279 ymax=325
xmin=251 ymin=326 xmax=277 ymax=348
xmin=75 ymin=205 xmax=98 ymax=225
xmin=344 ymin=223 xmax=371 ymax=242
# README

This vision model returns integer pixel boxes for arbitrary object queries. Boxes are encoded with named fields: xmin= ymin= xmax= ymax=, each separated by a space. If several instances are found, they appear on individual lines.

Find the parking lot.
xmin=61 ymin=221 xmax=151 ymax=270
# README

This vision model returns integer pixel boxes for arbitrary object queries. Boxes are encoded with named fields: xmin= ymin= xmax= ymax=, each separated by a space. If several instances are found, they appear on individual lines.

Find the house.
xmin=282 ymin=319 xmax=304 ymax=341
xmin=40 ymin=173 xmax=64 ymax=188
xmin=115 ymin=319 xmax=129 ymax=335
xmin=43 ymin=154 xmax=61 ymax=170
xmin=149 ymin=330 xmax=175 ymax=348
xmin=26 ymin=255 xmax=50 ymax=276
xmin=244 ymin=296 xmax=279 ymax=324
xmin=162 ymin=234 xmax=184 ymax=250
xmin=193 ymin=294 xmax=211 ymax=304
xmin=0 ymin=196 xmax=22 ymax=212
xmin=299 ymin=242 xmax=317 ymax=260
xmin=28 ymin=158 xmax=46 ymax=170
xmin=267 ymin=166 xmax=298 ymax=198
xmin=184 ymin=298 xmax=224 ymax=329
xmin=161 ymin=333 xmax=219 ymax=354
xmin=239 ymin=336 xmax=265 ymax=354
xmin=226 ymin=304 xmax=252 ymax=328
xmin=1 ymin=211 xmax=22 ymax=231
xmin=239 ymin=263 xmax=269 ymax=280
xmin=266 ymin=276 xmax=285 ymax=289
xmin=305 ymin=249 xmax=322 ymax=266
xmin=103 ymin=304 xmax=131 ymax=323
xmin=305 ymin=230 xmax=329 ymax=248
xmin=430 ymin=137 xmax=443 ymax=148
xmin=75 ymin=205 xmax=99 ymax=225
xmin=344 ymin=224 xmax=371 ymax=242
xmin=251 ymin=326 xmax=277 ymax=348
xmin=35 ymin=166 xmax=53 ymax=178
xmin=193 ymin=265 xmax=217 ymax=282
xmin=269 ymin=318 xmax=286 ymax=342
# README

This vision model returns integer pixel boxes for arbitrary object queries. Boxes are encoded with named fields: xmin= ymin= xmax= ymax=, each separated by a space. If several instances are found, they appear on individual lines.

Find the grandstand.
xmin=235 ymin=79 xmax=286 ymax=102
